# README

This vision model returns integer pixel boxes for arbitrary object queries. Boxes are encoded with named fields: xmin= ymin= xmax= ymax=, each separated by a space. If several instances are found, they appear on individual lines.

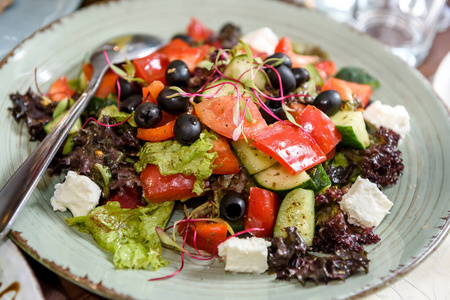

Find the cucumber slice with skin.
xmin=273 ymin=187 xmax=315 ymax=246
xmin=223 ymin=55 xmax=267 ymax=90
xmin=331 ymin=110 xmax=370 ymax=149
xmin=253 ymin=163 xmax=315 ymax=193
xmin=306 ymin=164 xmax=331 ymax=193
xmin=231 ymin=139 xmax=276 ymax=175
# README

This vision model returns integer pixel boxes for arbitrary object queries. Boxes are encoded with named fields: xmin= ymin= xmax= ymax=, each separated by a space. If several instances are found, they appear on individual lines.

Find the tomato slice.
xmin=274 ymin=37 xmax=318 ymax=68
xmin=210 ymin=136 xmax=240 ymax=174
xmin=244 ymin=187 xmax=280 ymax=238
xmin=186 ymin=17 xmax=214 ymax=43
xmin=177 ymin=220 xmax=228 ymax=255
xmin=133 ymin=51 xmax=170 ymax=85
xmin=295 ymin=105 xmax=342 ymax=155
xmin=106 ymin=187 xmax=145 ymax=209
xmin=314 ymin=60 xmax=337 ymax=81
xmin=322 ymin=77 xmax=373 ymax=108
xmin=48 ymin=76 xmax=75 ymax=101
xmin=252 ymin=121 xmax=326 ymax=174
xmin=140 ymin=164 xmax=199 ymax=203
xmin=195 ymin=95 xmax=268 ymax=140
xmin=159 ymin=38 xmax=209 ymax=72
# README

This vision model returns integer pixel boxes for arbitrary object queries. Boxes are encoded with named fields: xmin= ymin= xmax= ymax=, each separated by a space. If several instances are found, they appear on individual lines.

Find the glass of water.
xmin=354 ymin=0 xmax=446 ymax=67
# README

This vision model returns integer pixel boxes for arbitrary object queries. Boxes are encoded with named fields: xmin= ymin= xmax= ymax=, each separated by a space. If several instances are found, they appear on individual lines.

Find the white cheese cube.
xmin=339 ymin=177 xmax=393 ymax=228
xmin=50 ymin=171 xmax=101 ymax=217
xmin=241 ymin=27 xmax=279 ymax=55
xmin=363 ymin=100 xmax=410 ymax=138
xmin=218 ymin=237 xmax=271 ymax=274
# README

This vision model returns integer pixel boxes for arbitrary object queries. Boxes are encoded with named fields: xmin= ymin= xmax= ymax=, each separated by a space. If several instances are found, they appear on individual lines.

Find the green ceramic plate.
xmin=1 ymin=0 xmax=449 ymax=299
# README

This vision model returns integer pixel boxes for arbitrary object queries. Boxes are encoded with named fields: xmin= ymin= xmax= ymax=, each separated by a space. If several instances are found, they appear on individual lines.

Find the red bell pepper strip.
xmin=295 ymin=105 xmax=342 ymax=155
xmin=244 ymin=187 xmax=280 ymax=238
xmin=177 ymin=220 xmax=228 ymax=255
xmin=252 ymin=121 xmax=326 ymax=174
xmin=322 ymin=77 xmax=373 ymax=108
xmin=210 ymin=136 xmax=240 ymax=175
xmin=142 ymin=80 xmax=165 ymax=103
xmin=275 ymin=37 xmax=318 ymax=68
xmin=140 ymin=164 xmax=199 ymax=203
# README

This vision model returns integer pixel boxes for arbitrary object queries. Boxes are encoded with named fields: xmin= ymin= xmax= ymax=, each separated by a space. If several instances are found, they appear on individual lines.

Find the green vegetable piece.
xmin=231 ymin=139 xmax=276 ymax=175
xmin=84 ymin=97 xmax=118 ymax=117
xmin=53 ymin=97 xmax=69 ymax=119
xmin=91 ymin=163 xmax=112 ymax=199
xmin=331 ymin=110 xmax=370 ymax=149
xmin=306 ymin=164 xmax=331 ymax=193
xmin=62 ymin=133 xmax=77 ymax=155
xmin=335 ymin=67 xmax=380 ymax=90
xmin=134 ymin=131 xmax=218 ymax=195
xmin=44 ymin=111 xmax=82 ymax=135
xmin=273 ymin=188 xmax=315 ymax=246
xmin=223 ymin=54 xmax=267 ymax=90
xmin=67 ymin=201 xmax=175 ymax=270
xmin=98 ymin=105 xmax=136 ymax=126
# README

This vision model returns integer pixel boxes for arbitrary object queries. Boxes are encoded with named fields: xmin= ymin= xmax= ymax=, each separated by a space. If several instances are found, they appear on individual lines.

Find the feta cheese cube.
xmin=339 ymin=177 xmax=393 ymax=228
xmin=50 ymin=171 xmax=101 ymax=217
xmin=218 ymin=237 xmax=271 ymax=274
xmin=363 ymin=100 xmax=410 ymax=138
xmin=241 ymin=27 xmax=279 ymax=55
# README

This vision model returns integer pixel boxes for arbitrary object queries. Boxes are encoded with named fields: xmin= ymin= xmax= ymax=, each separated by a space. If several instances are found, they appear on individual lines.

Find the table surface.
xmin=5 ymin=0 xmax=450 ymax=299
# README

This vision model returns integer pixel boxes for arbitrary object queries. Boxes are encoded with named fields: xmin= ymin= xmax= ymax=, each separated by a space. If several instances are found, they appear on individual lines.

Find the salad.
xmin=8 ymin=17 xmax=409 ymax=285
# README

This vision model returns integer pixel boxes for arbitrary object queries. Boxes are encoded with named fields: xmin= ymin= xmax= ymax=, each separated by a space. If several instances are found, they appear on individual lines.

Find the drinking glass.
xmin=354 ymin=0 xmax=446 ymax=67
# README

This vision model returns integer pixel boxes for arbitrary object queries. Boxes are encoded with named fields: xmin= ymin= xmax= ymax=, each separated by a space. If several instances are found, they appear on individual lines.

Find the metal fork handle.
xmin=0 ymin=66 xmax=108 ymax=240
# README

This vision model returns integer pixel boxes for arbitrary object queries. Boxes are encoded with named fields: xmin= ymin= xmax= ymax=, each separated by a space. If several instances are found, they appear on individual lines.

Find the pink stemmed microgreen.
xmin=81 ymin=115 xmax=132 ymax=130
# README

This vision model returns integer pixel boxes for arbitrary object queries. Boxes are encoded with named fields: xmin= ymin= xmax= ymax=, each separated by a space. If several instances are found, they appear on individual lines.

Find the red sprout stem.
xmin=81 ymin=115 xmax=132 ymax=129
xmin=116 ymin=78 xmax=121 ymax=111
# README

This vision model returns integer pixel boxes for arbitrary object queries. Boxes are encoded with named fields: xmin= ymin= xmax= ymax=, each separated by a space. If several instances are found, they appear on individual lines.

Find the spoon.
xmin=0 ymin=34 xmax=163 ymax=240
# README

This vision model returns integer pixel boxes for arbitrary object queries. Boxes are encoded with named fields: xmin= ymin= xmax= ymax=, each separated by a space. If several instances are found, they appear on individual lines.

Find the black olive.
xmin=165 ymin=60 xmax=190 ymax=87
xmin=313 ymin=90 xmax=342 ymax=116
xmin=171 ymin=33 xmax=193 ymax=43
xmin=173 ymin=113 xmax=202 ymax=145
xmin=219 ymin=23 xmax=241 ymax=49
xmin=220 ymin=191 xmax=247 ymax=222
xmin=292 ymin=67 xmax=310 ymax=87
xmin=118 ymin=77 xmax=138 ymax=101
xmin=259 ymin=100 xmax=287 ymax=124
xmin=266 ymin=64 xmax=296 ymax=95
xmin=134 ymin=102 xmax=162 ymax=128
xmin=156 ymin=86 xmax=191 ymax=115
xmin=119 ymin=94 xmax=142 ymax=113
xmin=265 ymin=52 xmax=292 ymax=69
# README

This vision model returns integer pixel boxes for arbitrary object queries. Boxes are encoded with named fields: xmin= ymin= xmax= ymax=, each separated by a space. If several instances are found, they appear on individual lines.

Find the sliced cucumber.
xmin=331 ymin=110 xmax=370 ymax=149
xmin=253 ymin=163 xmax=315 ymax=193
xmin=306 ymin=164 xmax=331 ymax=193
xmin=223 ymin=55 xmax=267 ymax=90
xmin=294 ymin=63 xmax=322 ymax=97
xmin=231 ymin=139 xmax=276 ymax=175
xmin=44 ymin=111 xmax=82 ymax=135
xmin=200 ymin=79 xmax=250 ymax=101
xmin=273 ymin=187 xmax=315 ymax=246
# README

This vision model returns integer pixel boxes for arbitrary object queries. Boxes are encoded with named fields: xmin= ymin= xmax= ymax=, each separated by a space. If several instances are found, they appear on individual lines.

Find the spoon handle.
xmin=0 ymin=67 xmax=107 ymax=240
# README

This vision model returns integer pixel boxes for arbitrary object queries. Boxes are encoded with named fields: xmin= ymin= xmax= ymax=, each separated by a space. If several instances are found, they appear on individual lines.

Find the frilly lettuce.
xmin=67 ymin=201 xmax=174 ymax=270
xmin=134 ymin=130 xmax=218 ymax=195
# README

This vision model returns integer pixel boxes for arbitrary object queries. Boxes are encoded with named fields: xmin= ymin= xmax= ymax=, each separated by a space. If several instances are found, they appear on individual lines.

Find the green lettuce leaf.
xmin=134 ymin=131 xmax=218 ymax=195
xmin=67 ymin=201 xmax=174 ymax=270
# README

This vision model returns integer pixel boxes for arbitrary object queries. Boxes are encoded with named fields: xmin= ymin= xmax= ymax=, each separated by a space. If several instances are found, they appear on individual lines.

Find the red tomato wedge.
xmin=210 ymin=136 xmax=240 ymax=174
xmin=195 ymin=95 xmax=268 ymax=140
xmin=177 ymin=220 xmax=228 ymax=255
xmin=244 ymin=187 xmax=280 ymax=238
xmin=314 ymin=60 xmax=337 ymax=81
xmin=252 ymin=121 xmax=326 ymax=174
xmin=133 ymin=52 xmax=170 ymax=85
xmin=274 ymin=37 xmax=318 ymax=68
xmin=48 ymin=76 xmax=75 ymax=101
xmin=295 ymin=105 xmax=342 ymax=155
xmin=140 ymin=164 xmax=199 ymax=203
xmin=186 ymin=17 xmax=214 ymax=43
xmin=106 ymin=187 xmax=145 ymax=209
xmin=159 ymin=38 xmax=210 ymax=72
xmin=322 ymin=77 xmax=373 ymax=108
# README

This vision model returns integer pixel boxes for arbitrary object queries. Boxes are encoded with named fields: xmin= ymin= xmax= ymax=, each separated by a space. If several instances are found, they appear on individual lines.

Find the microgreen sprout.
xmin=81 ymin=115 xmax=132 ymax=129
